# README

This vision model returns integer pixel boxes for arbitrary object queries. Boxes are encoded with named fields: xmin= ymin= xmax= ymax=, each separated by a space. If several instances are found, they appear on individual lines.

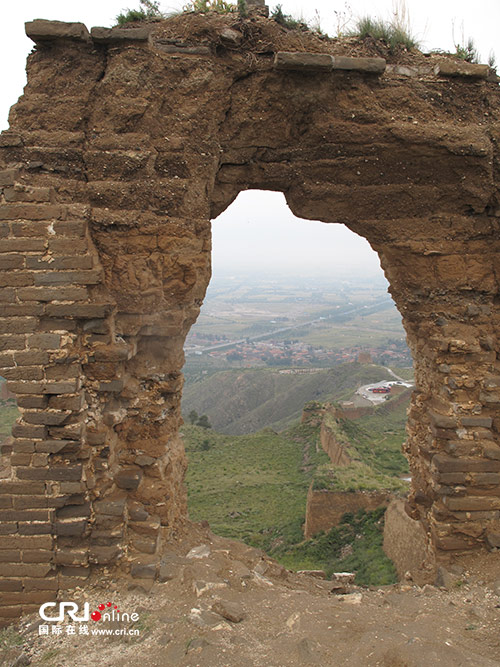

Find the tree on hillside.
xmin=188 ymin=409 xmax=199 ymax=424
xmin=197 ymin=414 xmax=212 ymax=429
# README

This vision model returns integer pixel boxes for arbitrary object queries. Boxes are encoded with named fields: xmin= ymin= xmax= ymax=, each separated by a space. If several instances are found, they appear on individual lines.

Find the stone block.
xmin=45 ymin=303 xmax=111 ymax=319
xmin=16 ymin=465 xmax=82 ymax=481
xmin=56 ymin=502 xmax=91 ymax=519
xmin=98 ymin=380 xmax=124 ymax=393
xmin=435 ymin=59 xmax=489 ymax=79
xmin=274 ymin=51 xmax=333 ymax=72
xmin=332 ymin=55 xmax=386 ymax=74
xmin=25 ymin=20 xmax=90 ymax=43
xmin=212 ymin=600 xmax=245 ymax=623
xmin=34 ymin=440 xmax=77 ymax=454
xmin=54 ymin=520 xmax=88 ymax=536
xmin=34 ymin=270 xmax=102 ymax=286
xmin=94 ymin=498 xmax=126 ymax=516
xmin=22 ymin=410 xmax=71 ymax=426
xmin=114 ymin=467 xmax=143 ymax=490
xmin=91 ymin=26 xmax=152 ymax=43
xmin=130 ymin=562 xmax=157 ymax=579
xmin=19 ymin=286 xmax=89 ymax=301
xmin=0 ymin=169 xmax=18 ymax=186
xmin=432 ymin=454 xmax=500 ymax=473
xmin=89 ymin=546 xmax=122 ymax=564
xmin=445 ymin=496 xmax=500 ymax=511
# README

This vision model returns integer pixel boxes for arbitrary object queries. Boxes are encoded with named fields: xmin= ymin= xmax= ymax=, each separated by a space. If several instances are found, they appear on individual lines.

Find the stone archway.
xmin=0 ymin=12 xmax=499 ymax=623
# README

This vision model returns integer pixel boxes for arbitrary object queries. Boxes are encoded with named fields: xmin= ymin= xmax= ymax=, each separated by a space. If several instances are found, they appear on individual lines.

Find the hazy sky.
xmin=2 ymin=1 xmax=498 ymax=278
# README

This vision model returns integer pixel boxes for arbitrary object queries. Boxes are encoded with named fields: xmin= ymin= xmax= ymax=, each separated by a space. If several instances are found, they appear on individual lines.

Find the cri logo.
xmin=39 ymin=601 xmax=121 ymax=623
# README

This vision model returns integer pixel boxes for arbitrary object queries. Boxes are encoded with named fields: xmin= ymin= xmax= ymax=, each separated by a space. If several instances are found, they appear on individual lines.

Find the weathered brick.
xmin=0 ymin=535 xmax=52 ymax=549
xmin=0 ymin=522 xmax=17 ymax=535
xmin=7 ymin=381 xmax=45 ymax=395
xmin=0 ymin=605 xmax=23 ymax=619
xmin=16 ymin=395 xmax=47 ymax=409
xmin=54 ymin=549 xmax=88 ymax=565
xmin=10 ymin=453 xmax=32 ymax=466
xmin=98 ymin=380 xmax=124 ymax=393
xmin=14 ymin=350 xmax=50 ymax=366
xmin=0 ymin=550 xmax=21 ymax=562
xmin=0 ymin=334 xmax=26 ymax=352
xmin=2 ymin=366 xmax=44 ymax=380
xmin=26 ymin=333 xmax=61 ymax=349
xmin=0 ymin=204 xmax=64 ymax=220
xmin=470 ymin=473 xmax=500 ymax=485
xmin=10 ymin=221 xmax=52 ymax=237
xmin=0 ymin=509 xmax=50 ymax=522
xmin=43 ymin=380 xmax=79 ymax=394
xmin=0 ymin=238 xmax=46 ymax=252
xmin=0 ymin=318 xmax=38 ymax=334
xmin=18 ymin=522 xmax=53 ymax=535
xmin=0 ymin=497 xmax=12 ymax=508
xmin=445 ymin=496 xmax=500 ymax=511
xmin=0 ymin=272 xmax=35 ymax=287
xmin=433 ymin=454 xmax=500 ymax=473
xmin=23 ymin=577 xmax=59 ymax=591
xmin=18 ymin=286 xmax=89 ymax=301
xmin=56 ymin=502 xmax=90 ymax=519
xmin=22 ymin=410 xmax=71 ymax=425
xmin=34 ymin=270 xmax=102 ymax=286
xmin=48 ymin=238 xmax=88 ymax=254
xmin=45 ymin=365 xmax=80 ymax=380
xmin=32 ymin=453 xmax=49 ymax=467
xmin=86 ymin=431 xmax=107 ymax=445
xmin=4 ymin=186 xmax=52 ymax=203
xmin=55 ymin=520 xmax=88 ymax=536
xmin=49 ymin=422 xmax=83 ymax=439
xmin=0 ymin=168 xmax=19 ymax=186
xmin=0 ymin=303 xmax=43 ymax=317
xmin=0 ymin=352 xmax=15 ymax=368
xmin=0 ymin=254 xmax=24 ymax=270
xmin=0 ymin=580 xmax=23 ymax=592
xmin=52 ymin=221 xmax=86 ymax=237
xmin=11 ymin=422 xmax=46 ymax=439
xmin=37 ymin=318 xmax=76 ymax=332
xmin=13 ymin=496 xmax=48 ymax=509
xmin=1 ymin=590 xmax=51 ymax=605
xmin=48 ymin=394 xmax=83 ymax=411
xmin=34 ymin=440 xmax=78 ymax=454
xmin=0 ymin=289 xmax=17 ymax=303
xmin=0 ymin=481 xmax=45 ymax=495
xmin=16 ymin=465 xmax=82 ymax=481
xmin=0 ymin=565 xmax=53 ymax=578
xmin=45 ymin=303 xmax=111 ymax=318
xmin=11 ymin=439 xmax=35 ymax=453
xmin=26 ymin=255 xmax=93 ymax=270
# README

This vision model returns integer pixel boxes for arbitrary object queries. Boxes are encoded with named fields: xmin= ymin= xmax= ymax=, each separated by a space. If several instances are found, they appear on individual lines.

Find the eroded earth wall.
xmin=0 ymin=13 xmax=500 ymax=622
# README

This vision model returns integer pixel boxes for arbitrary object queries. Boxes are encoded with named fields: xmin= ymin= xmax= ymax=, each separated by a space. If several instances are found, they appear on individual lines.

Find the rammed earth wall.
xmin=1 ymin=12 xmax=500 ymax=623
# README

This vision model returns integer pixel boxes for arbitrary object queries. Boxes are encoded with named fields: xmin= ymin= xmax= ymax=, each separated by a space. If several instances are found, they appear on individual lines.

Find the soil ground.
xmin=3 ymin=524 xmax=500 ymax=667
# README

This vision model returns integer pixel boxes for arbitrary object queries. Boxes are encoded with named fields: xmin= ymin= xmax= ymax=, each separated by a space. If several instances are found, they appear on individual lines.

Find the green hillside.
xmin=183 ymin=418 xmax=401 ymax=584
xmin=182 ymin=361 xmax=394 ymax=434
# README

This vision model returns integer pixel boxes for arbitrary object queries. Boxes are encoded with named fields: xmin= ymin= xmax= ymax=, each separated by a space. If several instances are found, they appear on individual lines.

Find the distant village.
xmin=185 ymin=333 xmax=411 ymax=368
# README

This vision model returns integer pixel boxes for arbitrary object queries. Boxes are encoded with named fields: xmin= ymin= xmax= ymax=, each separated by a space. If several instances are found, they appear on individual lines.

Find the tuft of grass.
xmin=183 ymin=0 xmax=236 ymax=14
xmin=455 ymin=37 xmax=480 ymax=64
xmin=271 ymin=4 xmax=324 ymax=34
xmin=352 ymin=14 xmax=419 ymax=52
xmin=116 ymin=0 xmax=164 ymax=26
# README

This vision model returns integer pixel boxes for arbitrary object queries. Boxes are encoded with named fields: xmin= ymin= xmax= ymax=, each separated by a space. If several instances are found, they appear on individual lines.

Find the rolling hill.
xmin=181 ymin=361 xmax=395 ymax=434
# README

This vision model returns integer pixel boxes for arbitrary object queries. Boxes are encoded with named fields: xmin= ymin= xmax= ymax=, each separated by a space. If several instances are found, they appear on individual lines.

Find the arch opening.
xmin=181 ymin=189 xmax=413 ymax=582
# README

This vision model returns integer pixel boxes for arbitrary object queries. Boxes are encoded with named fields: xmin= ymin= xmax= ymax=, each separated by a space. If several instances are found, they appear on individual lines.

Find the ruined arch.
xmin=1 ymin=12 xmax=500 ymax=621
